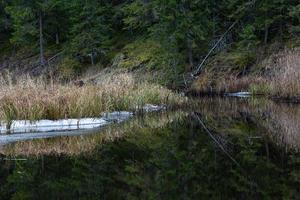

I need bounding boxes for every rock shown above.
[225,92,252,98]
[102,111,133,122]
[73,80,84,87]
[142,104,166,112]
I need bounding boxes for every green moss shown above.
[116,39,165,70]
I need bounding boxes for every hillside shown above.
[0,0,300,98]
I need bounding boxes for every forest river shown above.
[0,97,300,199]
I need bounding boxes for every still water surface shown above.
[0,97,300,199]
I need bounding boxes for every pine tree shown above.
[121,0,156,33]
[6,0,69,65]
[289,2,300,36]
[68,0,113,64]
[149,0,214,69]
[0,0,10,32]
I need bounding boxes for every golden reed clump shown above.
[0,73,186,123]
[268,50,300,99]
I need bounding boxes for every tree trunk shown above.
[4,15,9,30]
[90,53,94,66]
[55,32,60,45]
[264,23,269,45]
[187,37,193,70]
[39,11,45,66]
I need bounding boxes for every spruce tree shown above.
[68,0,113,64]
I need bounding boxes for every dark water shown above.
[0,97,300,199]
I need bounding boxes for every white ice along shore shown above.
[0,111,133,134]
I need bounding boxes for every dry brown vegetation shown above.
[0,73,187,123]
[191,49,300,100]
[192,73,267,94]
[267,50,300,98]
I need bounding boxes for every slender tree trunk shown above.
[90,53,94,65]
[264,23,269,45]
[55,32,60,44]
[279,19,283,41]
[212,0,216,38]
[265,141,269,161]
[187,37,193,70]
[4,15,9,30]
[39,11,45,66]
[279,5,284,41]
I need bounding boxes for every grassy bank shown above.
[191,49,300,100]
[0,73,187,124]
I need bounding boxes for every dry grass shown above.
[267,50,300,98]
[192,73,267,94]
[192,49,300,99]
[0,73,186,123]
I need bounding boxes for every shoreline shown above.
[186,90,300,104]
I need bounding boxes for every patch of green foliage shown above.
[209,50,256,73]
[57,57,81,80]
[111,39,185,87]
[116,39,163,70]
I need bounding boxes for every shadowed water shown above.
[0,98,300,199]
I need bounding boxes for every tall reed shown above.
[0,74,186,124]
[268,50,300,99]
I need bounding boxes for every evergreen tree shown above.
[289,2,300,36]
[150,0,214,69]
[68,0,113,64]
[121,0,156,33]
[1,0,300,70]
[6,0,69,65]
[0,0,10,32]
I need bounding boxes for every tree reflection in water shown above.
[0,98,300,199]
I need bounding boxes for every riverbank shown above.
[0,73,187,125]
[190,49,300,102]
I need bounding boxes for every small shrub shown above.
[57,57,81,80]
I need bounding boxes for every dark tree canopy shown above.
[0,0,300,71]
